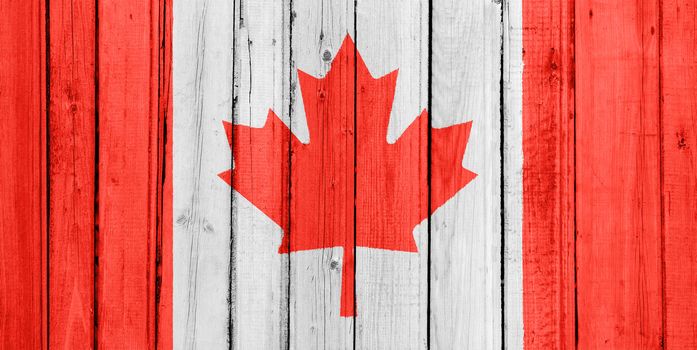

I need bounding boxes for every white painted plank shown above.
[354,0,429,349]
[231,0,291,348]
[289,0,355,348]
[430,0,503,349]
[173,0,234,347]
[502,0,524,347]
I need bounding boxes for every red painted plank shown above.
[96,0,161,347]
[661,1,697,347]
[158,0,173,347]
[521,0,575,348]
[0,0,47,348]
[47,0,96,347]
[575,0,663,347]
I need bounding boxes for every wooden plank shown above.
[661,1,697,347]
[0,0,47,347]
[47,0,96,347]
[288,0,355,348]
[575,0,663,347]
[354,1,428,348]
[230,0,290,348]
[158,0,173,348]
[172,0,234,347]
[429,0,502,348]
[502,0,524,347]
[516,0,576,347]
[96,0,161,347]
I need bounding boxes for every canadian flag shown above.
[3,0,696,348]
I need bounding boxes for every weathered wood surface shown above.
[96,0,166,346]
[661,0,697,347]
[515,0,576,348]
[575,0,663,347]
[354,1,428,349]
[173,0,234,347]
[8,0,697,348]
[430,1,502,349]
[502,0,524,348]
[48,0,96,347]
[159,0,174,348]
[0,0,47,348]
[230,0,290,348]
[289,1,355,348]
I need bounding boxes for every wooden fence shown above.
[1,0,696,349]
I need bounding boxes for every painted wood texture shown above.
[7,0,697,348]
[173,0,234,347]
[661,0,697,347]
[158,1,174,349]
[430,1,502,349]
[355,1,427,349]
[48,0,95,348]
[0,0,47,348]
[575,0,663,348]
[96,0,168,346]
[502,0,524,348]
[230,0,290,348]
[518,0,576,348]
[2,0,171,347]
[289,1,354,348]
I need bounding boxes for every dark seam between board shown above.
[499,1,506,349]
[352,1,358,348]
[229,1,238,348]
[93,0,100,347]
[426,0,433,348]
[572,0,579,344]
[573,65,579,348]
[45,0,52,346]
[286,2,294,349]
[657,0,666,346]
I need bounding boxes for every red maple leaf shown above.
[218,35,476,317]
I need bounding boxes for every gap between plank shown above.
[499,1,506,348]
[286,1,294,349]
[229,1,238,348]
[352,0,358,347]
[93,0,100,347]
[45,0,52,346]
[657,0,666,345]
[426,0,433,348]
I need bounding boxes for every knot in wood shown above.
[322,49,332,62]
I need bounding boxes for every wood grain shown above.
[96,0,162,347]
[429,0,502,348]
[354,1,428,348]
[47,0,96,347]
[0,0,47,348]
[10,0,697,347]
[518,0,576,348]
[288,1,355,348]
[230,0,290,348]
[158,0,173,348]
[660,0,697,347]
[502,0,524,347]
[575,0,663,347]
[172,0,234,347]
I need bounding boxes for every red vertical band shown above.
[522,0,576,348]
[575,0,663,347]
[661,0,697,347]
[0,0,47,348]
[48,0,96,347]
[96,0,162,347]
